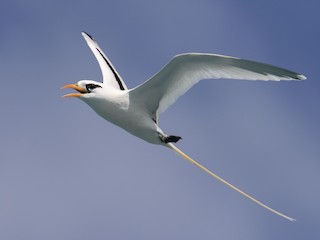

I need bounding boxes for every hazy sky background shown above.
[0,0,319,239]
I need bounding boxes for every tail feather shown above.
[167,143,295,222]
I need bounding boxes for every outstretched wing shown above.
[81,32,127,90]
[130,53,306,115]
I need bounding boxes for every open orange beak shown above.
[61,84,87,98]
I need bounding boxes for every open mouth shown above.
[61,84,87,98]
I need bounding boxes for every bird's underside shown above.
[62,31,306,221]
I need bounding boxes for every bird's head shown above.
[62,80,103,99]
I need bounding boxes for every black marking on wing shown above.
[96,48,125,90]
[83,31,94,40]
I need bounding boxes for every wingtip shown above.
[297,74,307,80]
[81,31,94,40]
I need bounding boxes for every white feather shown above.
[81,32,127,90]
[131,53,306,114]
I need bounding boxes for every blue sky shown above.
[0,0,319,239]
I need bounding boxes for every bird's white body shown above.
[81,87,164,145]
[62,32,306,221]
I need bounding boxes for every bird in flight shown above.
[62,32,306,221]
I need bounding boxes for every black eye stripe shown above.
[86,84,102,92]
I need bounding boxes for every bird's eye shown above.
[86,84,102,92]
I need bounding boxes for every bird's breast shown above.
[85,92,130,124]
[83,92,161,144]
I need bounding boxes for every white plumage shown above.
[132,53,305,114]
[62,32,306,221]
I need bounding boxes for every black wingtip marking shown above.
[96,48,125,90]
[82,31,94,40]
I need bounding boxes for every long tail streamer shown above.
[167,143,295,221]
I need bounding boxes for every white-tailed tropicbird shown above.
[62,32,306,221]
